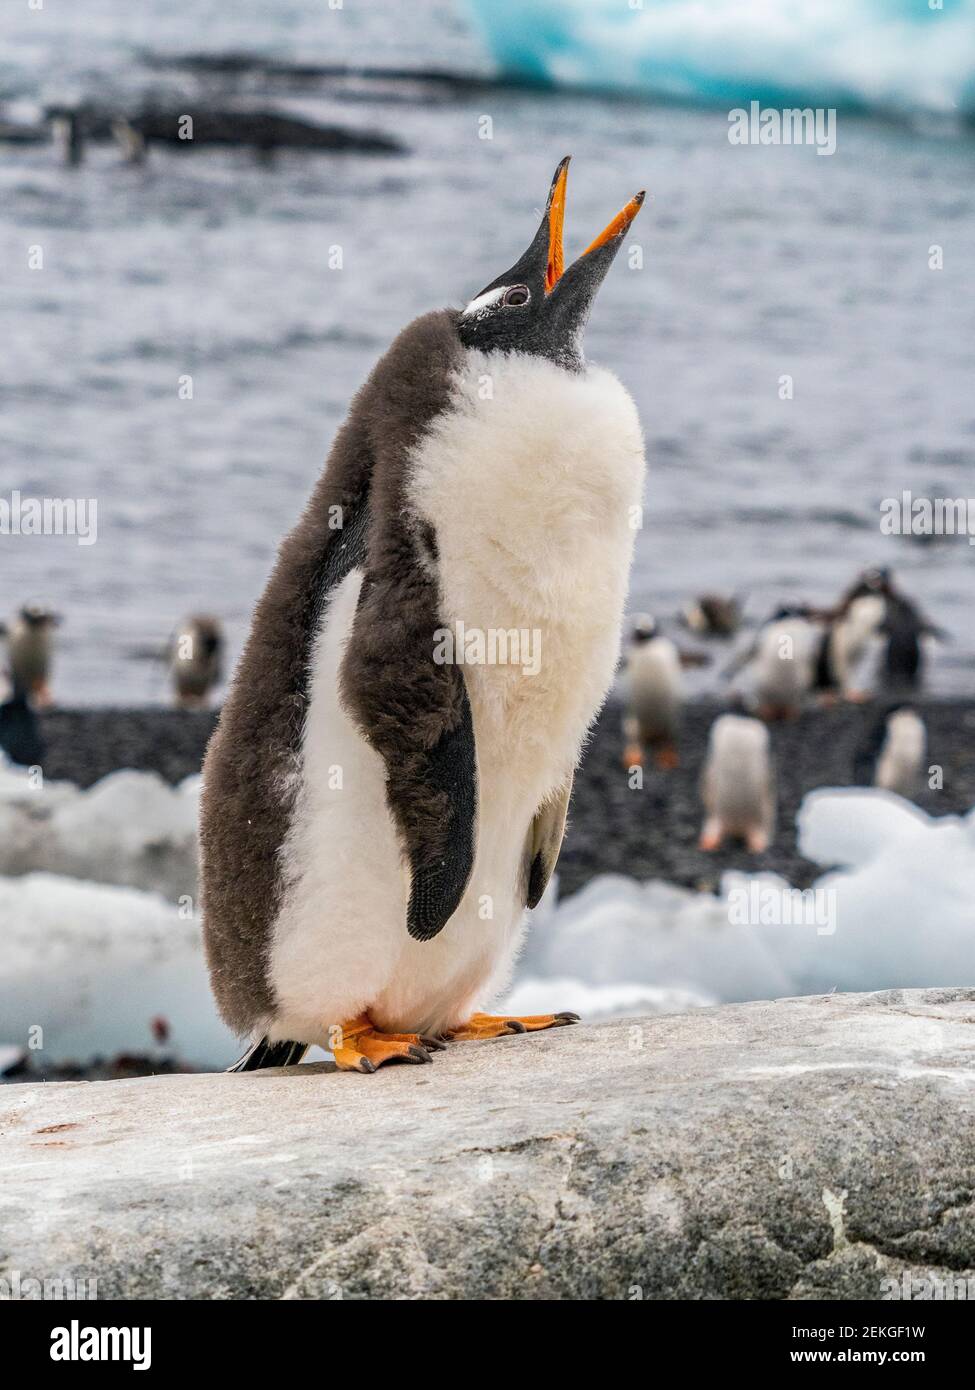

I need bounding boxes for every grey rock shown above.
[1,988,973,1301]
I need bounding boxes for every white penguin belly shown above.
[267,571,560,1042]
[266,569,407,1044]
[268,348,645,1044]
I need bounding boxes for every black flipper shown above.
[340,546,479,944]
[404,688,478,941]
[227,1037,309,1072]
[525,776,573,909]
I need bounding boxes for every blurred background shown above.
[1,0,973,1077]
[1,0,974,698]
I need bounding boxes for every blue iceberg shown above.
[466,0,975,116]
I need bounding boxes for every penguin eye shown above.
[502,285,530,308]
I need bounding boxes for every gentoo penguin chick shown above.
[682,592,742,638]
[729,606,817,721]
[699,713,775,853]
[170,615,224,709]
[201,158,646,1074]
[621,614,682,770]
[4,605,60,707]
[813,568,887,703]
[854,704,926,798]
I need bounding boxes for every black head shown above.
[847,566,892,602]
[457,157,645,370]
[20,604,60,629]
[630,613,658,644]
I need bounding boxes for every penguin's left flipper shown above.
[341,580,479,943]
[524,775,573,909]
[445,1011,580,1042]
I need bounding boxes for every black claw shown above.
[505,1020,528,1034]
[407,1045,433,1064]
[420,1035,447,1052]
[358,1057,377,1074]
[554,1012,581,1025]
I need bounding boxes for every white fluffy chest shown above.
[408,348,646,802]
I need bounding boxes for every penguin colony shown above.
[619,565,943,854]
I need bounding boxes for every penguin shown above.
[699,712,775,853]
[0,679,44,768]
[201,158,647,1074]
[813,568,887,703]
[681,592,742,638]
[4,605,60,707]
[878,588,946,696]
[621,614,682,770]
[854,704,926,798]
[727,606,817,721]
[170,614,224,708]
[111,117,147,165]
[50,109,84,166]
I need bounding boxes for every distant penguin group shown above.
[614,563,946,860]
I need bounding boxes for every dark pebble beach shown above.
[37,698,975,894]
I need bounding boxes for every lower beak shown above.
[580,191,646,259]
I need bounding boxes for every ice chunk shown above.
[0,873,237,1070]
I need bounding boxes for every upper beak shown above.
[544,155,645,295]
[545,156,569,293]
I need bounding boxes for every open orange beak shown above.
[544,155,645,295]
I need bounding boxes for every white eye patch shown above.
[461,285,508,319]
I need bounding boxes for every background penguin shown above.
[50,108,85,166]
[621,614,683,770]
[170,614,224,708]
[681,592,742,638]
[812,568,887,703]
[3,605,60,708]
[727,605,817,720]
[201,157,646,1074]
[699,711,775,852]
[854,703,926,798]
[0,687,44,768]
[878,586,947,696]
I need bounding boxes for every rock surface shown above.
[2,988,973,1301]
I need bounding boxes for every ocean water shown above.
[1,0,973,703]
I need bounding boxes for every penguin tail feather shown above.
[226,1036,309,1072]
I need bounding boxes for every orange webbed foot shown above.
[444,1011,580,1042]
[330,1015,444,1073]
